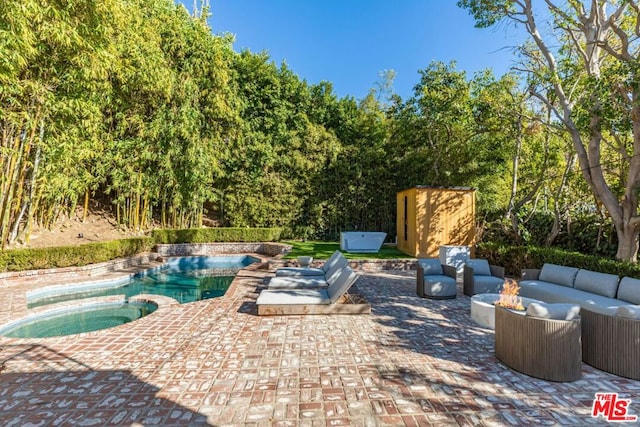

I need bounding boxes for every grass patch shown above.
[283,241,412,260]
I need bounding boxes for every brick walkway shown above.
[0,263,639,426]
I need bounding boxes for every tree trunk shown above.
[545,154,576,246]
[25,142,41,245]
[82,190,89,223]
[615,220,639,262]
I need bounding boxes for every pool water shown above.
[2,255,258,338]
[28,255,258,308]
[1,301,158,338]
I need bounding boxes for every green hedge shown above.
[1,227,283,272]
[477,242,640,279]
[151,227,282,244]
[0,237,155,272]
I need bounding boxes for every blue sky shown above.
[185,1,524,100]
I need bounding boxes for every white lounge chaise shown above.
[256,267,369,315]
[268,258,348,289]
[275,250,346,278]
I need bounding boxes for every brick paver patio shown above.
[1,262,639,426]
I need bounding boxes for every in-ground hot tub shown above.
[340,232,387,253]
[0,298,158,338]
[470,293,542,330]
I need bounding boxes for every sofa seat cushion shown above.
[574,269,619,298]
[472,275,504,294]
[526,302,581,320]
[519,280,629,315]
[539,263,579,288]
[417,258,443,276]
[617,277,640,304]
[423,274,457,297]
[466,259,491,276]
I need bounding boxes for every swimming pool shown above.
[27,255,259,307]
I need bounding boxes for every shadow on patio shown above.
[0,344,212,426]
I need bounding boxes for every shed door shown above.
[403,195,408,242]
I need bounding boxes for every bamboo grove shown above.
[2,0,634,258]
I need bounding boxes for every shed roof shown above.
[400,185,475,192]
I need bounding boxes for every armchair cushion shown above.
[526,302,580,321]
[466,259,491,276]
[417,258,443,276]
[423,275,457,298]
[472,275,504,294]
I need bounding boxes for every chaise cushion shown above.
[617,277,640,304]
[466,259,491,276]
[327,267,359,303]
[275,267,325,277]
[256,289,331,305]
[574,270,620,299]
[472,275,504,294]
[321,250,344,273]
[268,276,328,289]
[539,263,579,288]
[417,258,443,276]
[526,302,580,320]
[615,305,640,319]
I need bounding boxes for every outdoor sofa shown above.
[518,263,640,380]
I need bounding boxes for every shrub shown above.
[480,211,617,258]
[0,237,154,272]
[477,242,640,279]
[0,227,283,272]
[151,227,282,244]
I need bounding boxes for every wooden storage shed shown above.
[396,186,476,258]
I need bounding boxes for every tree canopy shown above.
[1,0,635,261]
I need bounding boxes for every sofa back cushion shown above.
[417,258,443,276]
[467,259,491,276]
[574,269,620,299]
[526,302,581,320]
[617,277,640,304]
[539,263,579,288]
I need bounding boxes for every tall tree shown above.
[459,0,640,261]
[0,0,114,247]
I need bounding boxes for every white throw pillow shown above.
[526,302,581,321]
[615,305,640,320]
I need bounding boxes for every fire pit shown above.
[470,293,542,329]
